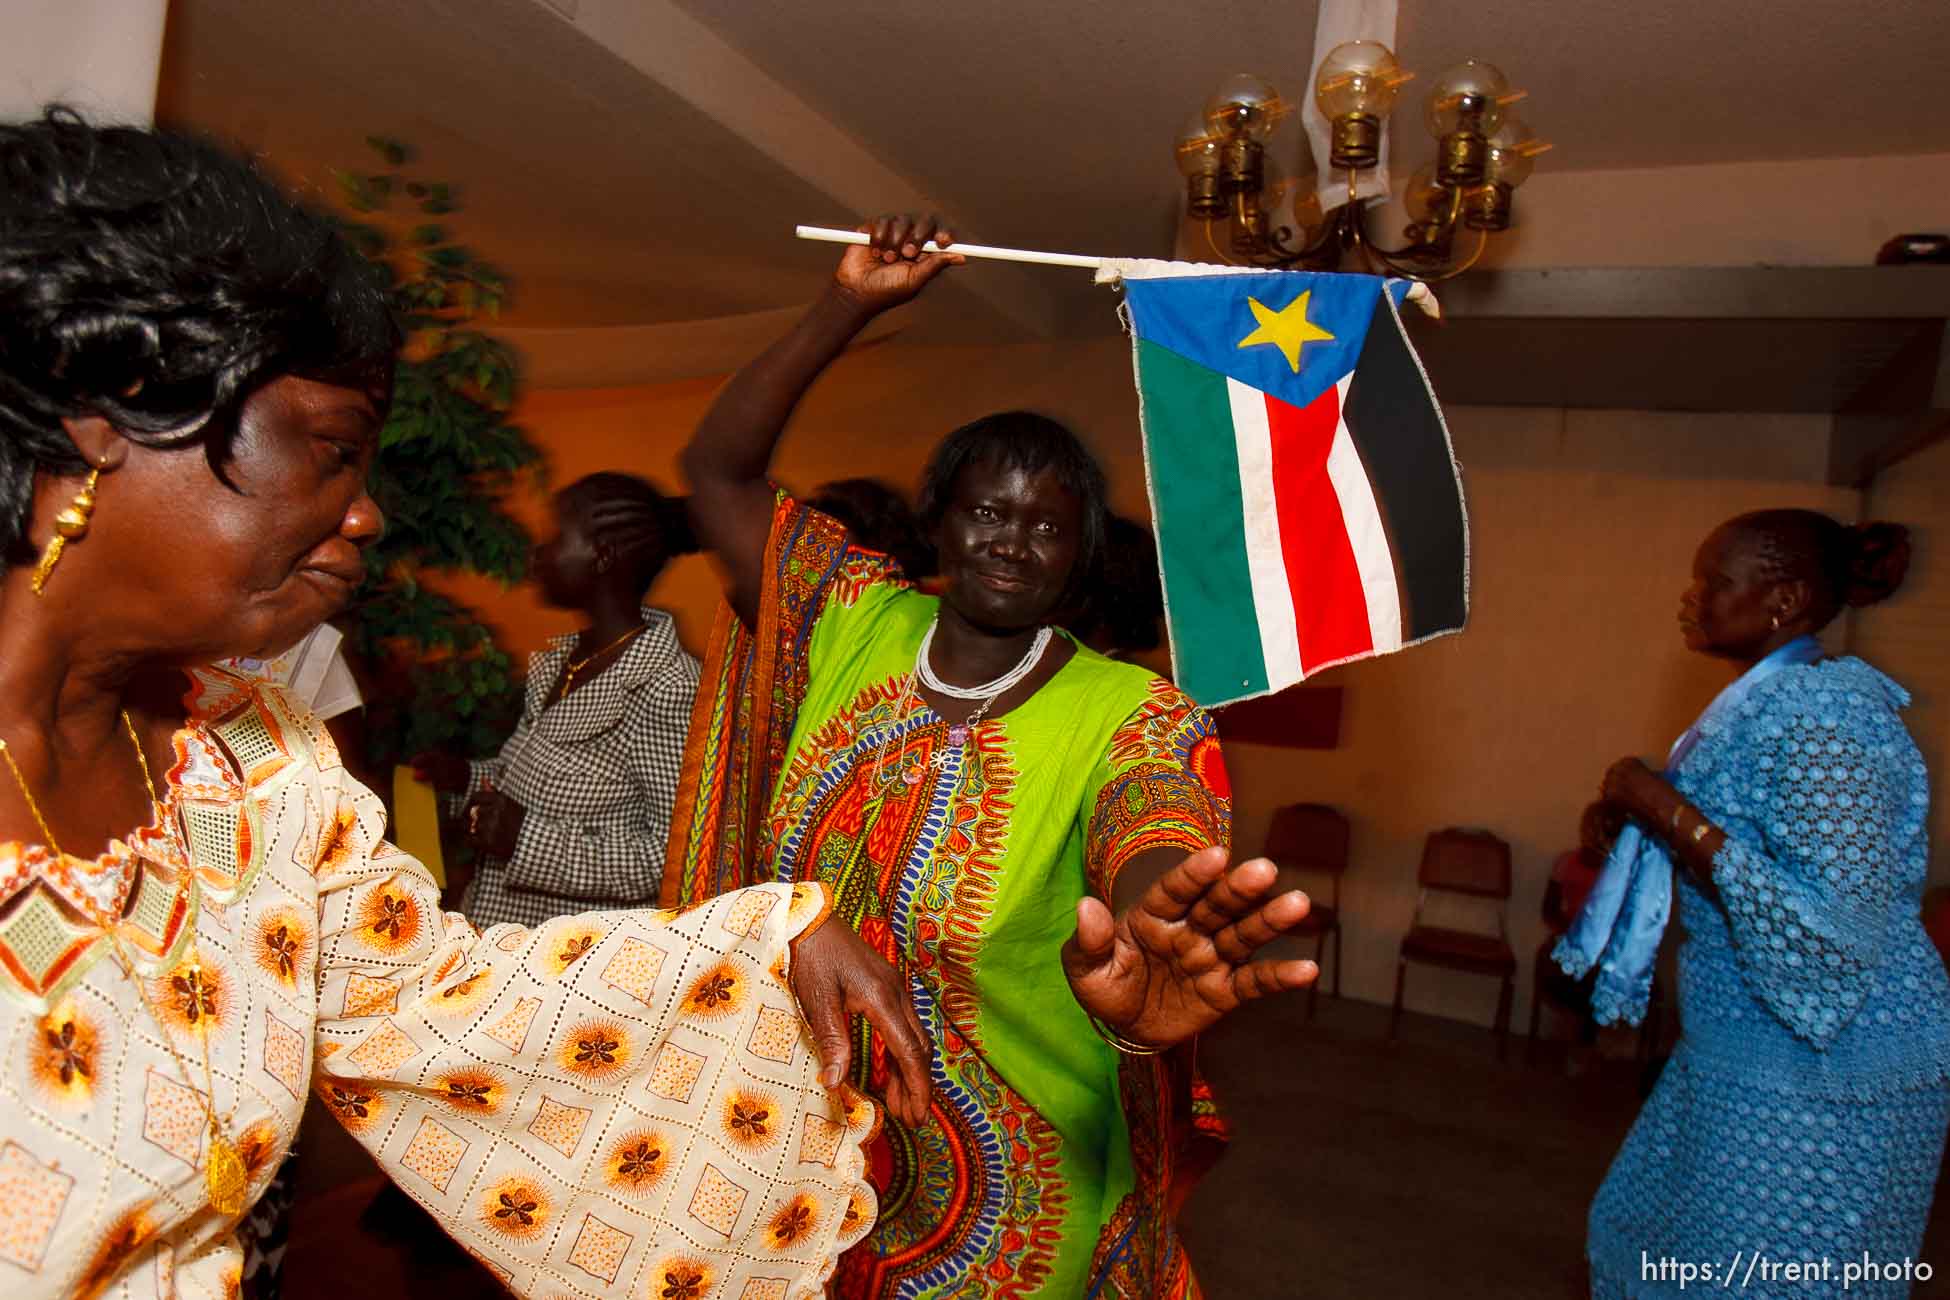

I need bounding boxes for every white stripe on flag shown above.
[1323,374,1404,653]
[1225,378,1304,690]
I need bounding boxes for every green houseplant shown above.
[335,137,543,765]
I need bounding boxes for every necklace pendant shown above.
[205,1129,249,1216]
[947,723,969,746]
[901,767,923,786]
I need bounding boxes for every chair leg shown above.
[1307,930,1326,1021]
[1495,976,1514,1061]
[1525,973,1543,1065]
[1389,960,1406,1039]
[1331,925,1343,1000]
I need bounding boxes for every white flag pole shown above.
[794,225,1107,271]
[793,225,1442,318]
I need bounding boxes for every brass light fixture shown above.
[1176,43,1552,281]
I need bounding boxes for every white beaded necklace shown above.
[869,616,1052,789]
[915,618,1052,700]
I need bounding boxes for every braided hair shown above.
[561,471,697,594]
[1727,508,1911,629]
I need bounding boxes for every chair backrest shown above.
[1543,848,1600,929]
[1262,802,1350,876]
[1418,828,1512,900]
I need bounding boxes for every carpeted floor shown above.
[282,991,1950,1298]
[1180,993,1645,1298]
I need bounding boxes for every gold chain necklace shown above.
[0,712,250,1217]
[557,624,645,698]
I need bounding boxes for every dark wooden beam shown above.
[1828,324,1950,486]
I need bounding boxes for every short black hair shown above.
[915,411,1108,593]
[0,108,397,565]
[562,470,697,594]
[1726,508,1911,630]
[1070,513,1163,652]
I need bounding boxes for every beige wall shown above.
[1854,436,1950,879]
[1229,406,1855,1026]
[1468,152,1950,270]
[449,336,1890,1029]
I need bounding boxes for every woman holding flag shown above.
[668,214,1318,1298]
[1561,509,1950,1297]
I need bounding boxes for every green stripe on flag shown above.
[1136,339,1268,704]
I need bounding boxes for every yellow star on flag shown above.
[1235,290,1336,373]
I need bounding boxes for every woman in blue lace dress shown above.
[1584,508,1950,1298]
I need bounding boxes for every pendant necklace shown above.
[871,616,1051,789]
[0,714,251,1217]
[558,624,645,698]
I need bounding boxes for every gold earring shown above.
[1770,613,1781,631]
[30,467,101,595]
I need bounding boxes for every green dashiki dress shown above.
[668,497,1233,1298]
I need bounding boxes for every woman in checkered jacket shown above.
[416,473,705,929]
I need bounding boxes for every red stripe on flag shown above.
[1264,383,1373,672]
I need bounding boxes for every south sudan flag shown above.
[1113,264,1468,708]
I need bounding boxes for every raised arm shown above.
[682,215,962,624]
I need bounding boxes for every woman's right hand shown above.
[1579,800,1625,861]
[832,213,964,316]
[410,750,470,794]
[789,918,933,1128]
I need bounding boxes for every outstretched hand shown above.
[789,919,933,1128]
[1062,846,1316,1049]
[832,213,965,315]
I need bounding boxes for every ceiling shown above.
[153,0,1950,403]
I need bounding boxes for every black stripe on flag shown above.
[1341,295,1468,641]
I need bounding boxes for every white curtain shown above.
[1300,0,1398,211]
[1,0,169,125]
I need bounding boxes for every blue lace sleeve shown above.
[1707,682,1918,1048]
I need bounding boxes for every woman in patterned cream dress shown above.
[0,110,934,1300]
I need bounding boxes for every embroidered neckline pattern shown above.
[0,670,305,1012]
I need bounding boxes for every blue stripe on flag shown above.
[1123,271,1395,412]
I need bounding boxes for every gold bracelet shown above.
[1668,801,1690,834]
[1088,1014,1166,1057]
[1689,818,1712,844]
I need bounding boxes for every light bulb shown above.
[1205,73,1289,142]
[1175,110,1222,178]
[1484,117,1550,189]
[1314,41,1409,121]
[1176,108,1229,217]
[1424,60,1510,137]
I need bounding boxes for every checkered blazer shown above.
[457,607,700,929]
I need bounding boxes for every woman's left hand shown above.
[1061,846,1316,1050]
[1600,757,1678,826]
[463,790,525,857]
